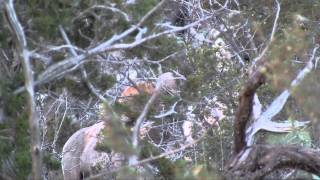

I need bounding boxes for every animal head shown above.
[117,82,155,103]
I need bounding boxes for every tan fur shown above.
[62,122,125,180]
[61,128,87,180]
[61,73,177,179]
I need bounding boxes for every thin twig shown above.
[252,0,280,65]
[13,0,206,95]
[58,25,110,105]
[154,100,180,118]
[52,92,68,154]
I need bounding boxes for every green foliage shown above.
[22,0,74,40]
[112,92,152,121]
[60,64,116,101]
[97,74,117,90]
[0,66,34,179]
[52,53,66,63]
[180,46,222,101]
[139,139,177,179]
[127,0,158,22]
[124,1,183,60]
[126,36,182,60]
[267,26,308,90]
[81,63,117,93]
[44,116,79,153]
[14,110,32,179]
[97,103,133,155]
[3,0,319,179]
[201,121,234,172]
[15,150,31,179]
[172,162,223,180]
[113,102,140,121]
[56,117,79,152]
[181,74,204,101]
[0,72,22,178]
[158,94,179,105]
[101,13,129,35]
[281,0,320,21]
[116,166,141,179]
[64,79,89,97]
[98,123,133,155]
[294,71,320,120]
[265,128,312,147]
[139,139,222,180]
[95,140,112,153]
[0,126,13,163]
[0,29,11,49]
[188,165,223,180]
[43,153,61,170]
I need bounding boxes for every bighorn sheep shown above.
[61,72,177,180]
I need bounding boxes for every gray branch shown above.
[246,45,319,146]
[13,10,208,94]
[3,0,42,179]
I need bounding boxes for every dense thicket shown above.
[1,0,320,179]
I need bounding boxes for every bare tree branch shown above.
[58,25,110,105]
[3,0,42,179]
[130,72,178,164]
[246,45,319,146]
[154,99,180,118]
[13,1,208,95]
[227,145,320,180]
[233,64,267,153]
[252,0,280,66]
[86,126,209,180]
[233,0,281,154]
[75,5,130,22]
[51,91,68,154]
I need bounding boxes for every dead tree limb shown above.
[227,145,320,179]
[3,0,42,179]
[233,66,267,153]
[230,44,320,179]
